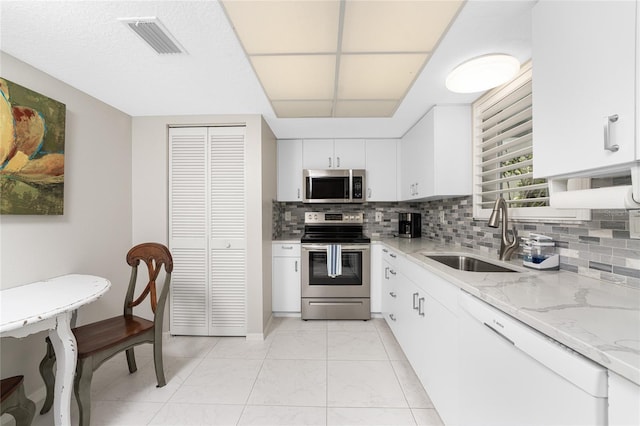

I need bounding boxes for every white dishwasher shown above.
[458,292,607,426]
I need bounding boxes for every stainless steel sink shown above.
[424,255,521,273]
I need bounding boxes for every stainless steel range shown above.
[300,212,371,320]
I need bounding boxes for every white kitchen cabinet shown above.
[400,105,471,200]
[303,139,365,169]
[609,372,640,426]
[378,245,460,425]
[365,139,398,201]
[277,139,303,202]
[272,242,301,313]
[532,0,638,178]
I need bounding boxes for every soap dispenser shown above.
[522,233,559,270]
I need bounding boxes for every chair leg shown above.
[125,347,137,374]
[2,379,36,426]
[38,337,56,415]
[74,358,94,426]
[153,340,166,388]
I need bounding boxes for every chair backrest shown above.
[124,243,173,319]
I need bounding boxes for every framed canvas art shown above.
[0,78,66,214]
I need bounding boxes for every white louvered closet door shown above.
[208,126,246,335]
[169,126,247,336]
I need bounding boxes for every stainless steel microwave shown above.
[303,169,366,203]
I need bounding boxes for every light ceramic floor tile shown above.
[327,407,417,426]
[327,319,378,331]
[328,331,388,360]
[391,360,434,409]
[248,359,326,407]
[207,336,273,360]
[170,358,263,404]
[162,335,220,358]
[148,403,244,425]
[238,405,326,426]
[412,408,445,426]
[273,317,328,333]
[328,360,408,408]
[89,400,165,426]
[267,331,327,360]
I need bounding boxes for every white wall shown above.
[0,53,133,395]
[131,115,276,337]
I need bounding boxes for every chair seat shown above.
[0,376,24,403]
[73,315,154,358]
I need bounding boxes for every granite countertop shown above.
[376,237,640,386]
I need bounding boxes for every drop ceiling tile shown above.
[222,0,340,54]
[341,1,463,53]
[338,53,427,99]
[334,100,399,118]
[272,100,333,118]
[251,55,336,100]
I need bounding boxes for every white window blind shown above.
[473,61,586,221]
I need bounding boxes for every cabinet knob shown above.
[604,114,620,152]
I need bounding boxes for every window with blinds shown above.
[472,61,587,221]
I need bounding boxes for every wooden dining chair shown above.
[39,242,173,426]
[1,375,36,426]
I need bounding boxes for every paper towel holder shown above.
[549,163,640,210]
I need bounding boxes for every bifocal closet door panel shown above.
[169,127,209,335]
[208,126,247,336]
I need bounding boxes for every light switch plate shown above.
[630,210,640,239]
[284,211,291,221]
[375,212,383,222]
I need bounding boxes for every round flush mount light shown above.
[445,54,520,93]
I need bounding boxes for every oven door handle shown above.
[302,244,370,251]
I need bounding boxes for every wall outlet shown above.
[439,211,445,224]
[375,212,383,222]
[284,211,291,221]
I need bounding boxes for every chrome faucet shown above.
[488,197,520,261]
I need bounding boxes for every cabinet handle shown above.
[294,260,298,272]
[337,156,340,167]
[328,157,332,168]
[604,114,620,152]
[226,243,231,249]
[282,246,293,250]
[390,253,397,258]
[297,188,300,199]
[382,248,389,253]
[367,188,372,198]
[413,292,419,310]
[415,182,419,195]
[389,313,396,321]
[389,291,396,298]
[389,269,397,276]
[384,266,389,279]
[418,297,425,316]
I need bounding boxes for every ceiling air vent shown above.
[120,17,185,54]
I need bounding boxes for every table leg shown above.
[48,311,76,426]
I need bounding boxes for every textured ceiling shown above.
[0,0,534,139]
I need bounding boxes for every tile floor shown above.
[32,318,444,426]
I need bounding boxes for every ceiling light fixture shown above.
[120,17,185,55]
[445,54,520,93]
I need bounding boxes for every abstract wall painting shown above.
[0,78,66,215]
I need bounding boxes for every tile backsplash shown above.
[273,196,639,289]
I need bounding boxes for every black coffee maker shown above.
[399,213,421,238]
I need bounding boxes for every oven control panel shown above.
[305,212,364,224]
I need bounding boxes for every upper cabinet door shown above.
[333,139,365,169]
[365,139,398,201]
[277,139,303,202]
[302,139,365,169]
[532,0,637,178]
[302,139,334,169]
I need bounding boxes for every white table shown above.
[0,274,111,426]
